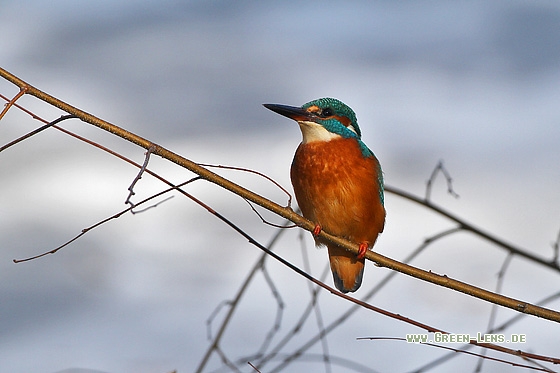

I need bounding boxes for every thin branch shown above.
[552,228,560,264]
[256,265,285,355]
[489,253,514,332]
[0,86,27,121]
[300,230,332,373]
[243,198,297,229]
[215,347,242,373]
[0,91,41,120]
[425,160,460,201]
[359,337,555,373]
[198,163,293,208]
[206,300,233,341]
[0,114,76,152]
[247,362,262,373]
[198,163,297,228]
[125,145,157,213]
[474,253,514,373]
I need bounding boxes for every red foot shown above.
[312,224,322,237]
[357,242,369,260]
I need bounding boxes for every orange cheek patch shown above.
[333,115,352,127]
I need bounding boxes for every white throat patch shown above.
[297,121,341,144]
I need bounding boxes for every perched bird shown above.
[263,98,385,293]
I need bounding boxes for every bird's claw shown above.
[357,242,368,260]
[312,224,322,237]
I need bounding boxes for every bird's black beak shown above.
[263,103,315,122]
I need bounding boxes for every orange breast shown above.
[290,137,385,247]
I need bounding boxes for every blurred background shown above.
[1,1,560,372]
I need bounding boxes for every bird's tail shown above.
[327,244,365,293]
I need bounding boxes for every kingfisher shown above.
[263,98,385,293]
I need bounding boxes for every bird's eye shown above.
[322,108,333,117]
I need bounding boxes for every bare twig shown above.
[243,198,297,229]
[425,160,460,201]
[475,253,514,372]
[257,265,285,354]
[300,230,332,373]
[199,163,297,228]
[125,145,157,213]
[215,347,242,373]
[552,228,560,264]
[198,163,293,208]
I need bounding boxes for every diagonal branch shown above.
[2,67,560,325]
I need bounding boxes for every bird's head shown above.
[263,97,363,144]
